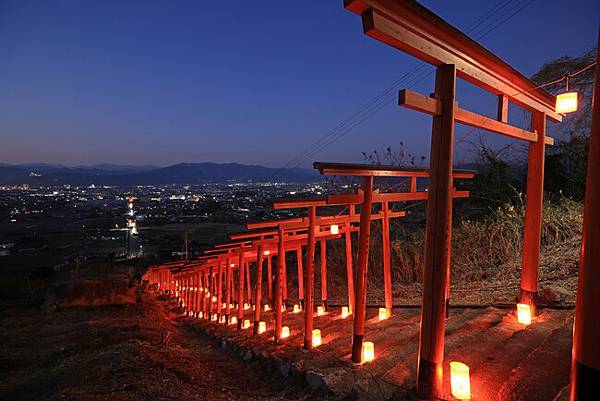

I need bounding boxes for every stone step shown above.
[377,308,507,397]
[496,314,573,401]
[461,310,570,401]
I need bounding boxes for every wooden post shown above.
[245,260,252,305]
[410,176,417,192]
[237,252,245,329]
[351,175,374,363]
[297,247,304,307]
[254,245,264,334]
[201,271,207,316]
[225,258,231,321]
[446,209,453,318]
[209,265,214,318]
[184,275,189,313]
[520,110,546,316]
[274,226,285,343]
[267,255,273,305]
[320,238,328,309]
[282,249,288,307]
[345,220,355,312]
[304,206,317,349]
[382,200,393,317]
[191,273,196,316]
[217,259,223,317]
[569,37,600,400]
[231,265,236,304]
[416,63,456,399]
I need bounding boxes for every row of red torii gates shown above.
[145,1,600,399]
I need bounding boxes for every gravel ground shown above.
[0,292,318,401]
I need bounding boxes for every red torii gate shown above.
[201,225,354,339]
[343,1,559,397]
[313,162,473,365]
[251,201,405,307]
[269,197,407,348]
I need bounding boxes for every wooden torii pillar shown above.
[315,162,473,364]
[253,245,264,333]
[570,40,600,400]
[343,1,560,397]
[270,197,405,348]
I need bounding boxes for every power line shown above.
[282,0,532,168]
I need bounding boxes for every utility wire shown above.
[283,0,520,168]
[284,0,537,169]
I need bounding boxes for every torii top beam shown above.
[244,209,404,232]
[344,0,562,122]
[314,161,475,178]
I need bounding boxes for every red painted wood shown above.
[570,36,600,399]
[417,64,456,399]
[304,207,316,350]
[351,175,374,363]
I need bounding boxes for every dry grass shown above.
[320,198,583,306]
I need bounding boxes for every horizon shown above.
[1,0,598,167]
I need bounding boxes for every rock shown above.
[44,273,136,307]
[539,286,571,304]
[306,371,326,390]
[278,360,291,378]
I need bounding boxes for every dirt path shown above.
[0,292,315,401]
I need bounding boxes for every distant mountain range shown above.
[0,163,321,185]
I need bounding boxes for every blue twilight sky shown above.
[0,0,598,168]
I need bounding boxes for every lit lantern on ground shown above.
[378,307,389,321]
[556,92,578,114]
[317,306,325,316]
[450,361,471,400]
[199,311,203,319]
[330,224,339,235]
[263,250,270,256]
[243,319,251,329]
[312,329,322,347]
[293,304,301,313]
[362,341,375,362]
[281,326,290,338]
[219,315,225,324]
[341,306,350,319]
[211,314,217,322]
[258,321,266,334]
[244,303,250,310]
[230,316,237,325]
[264,304,271,312]
[230,303,234,309]
[205,292,210,298]
[222,302,227,309]
[212,296,217,303]
[517,303,532,325]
